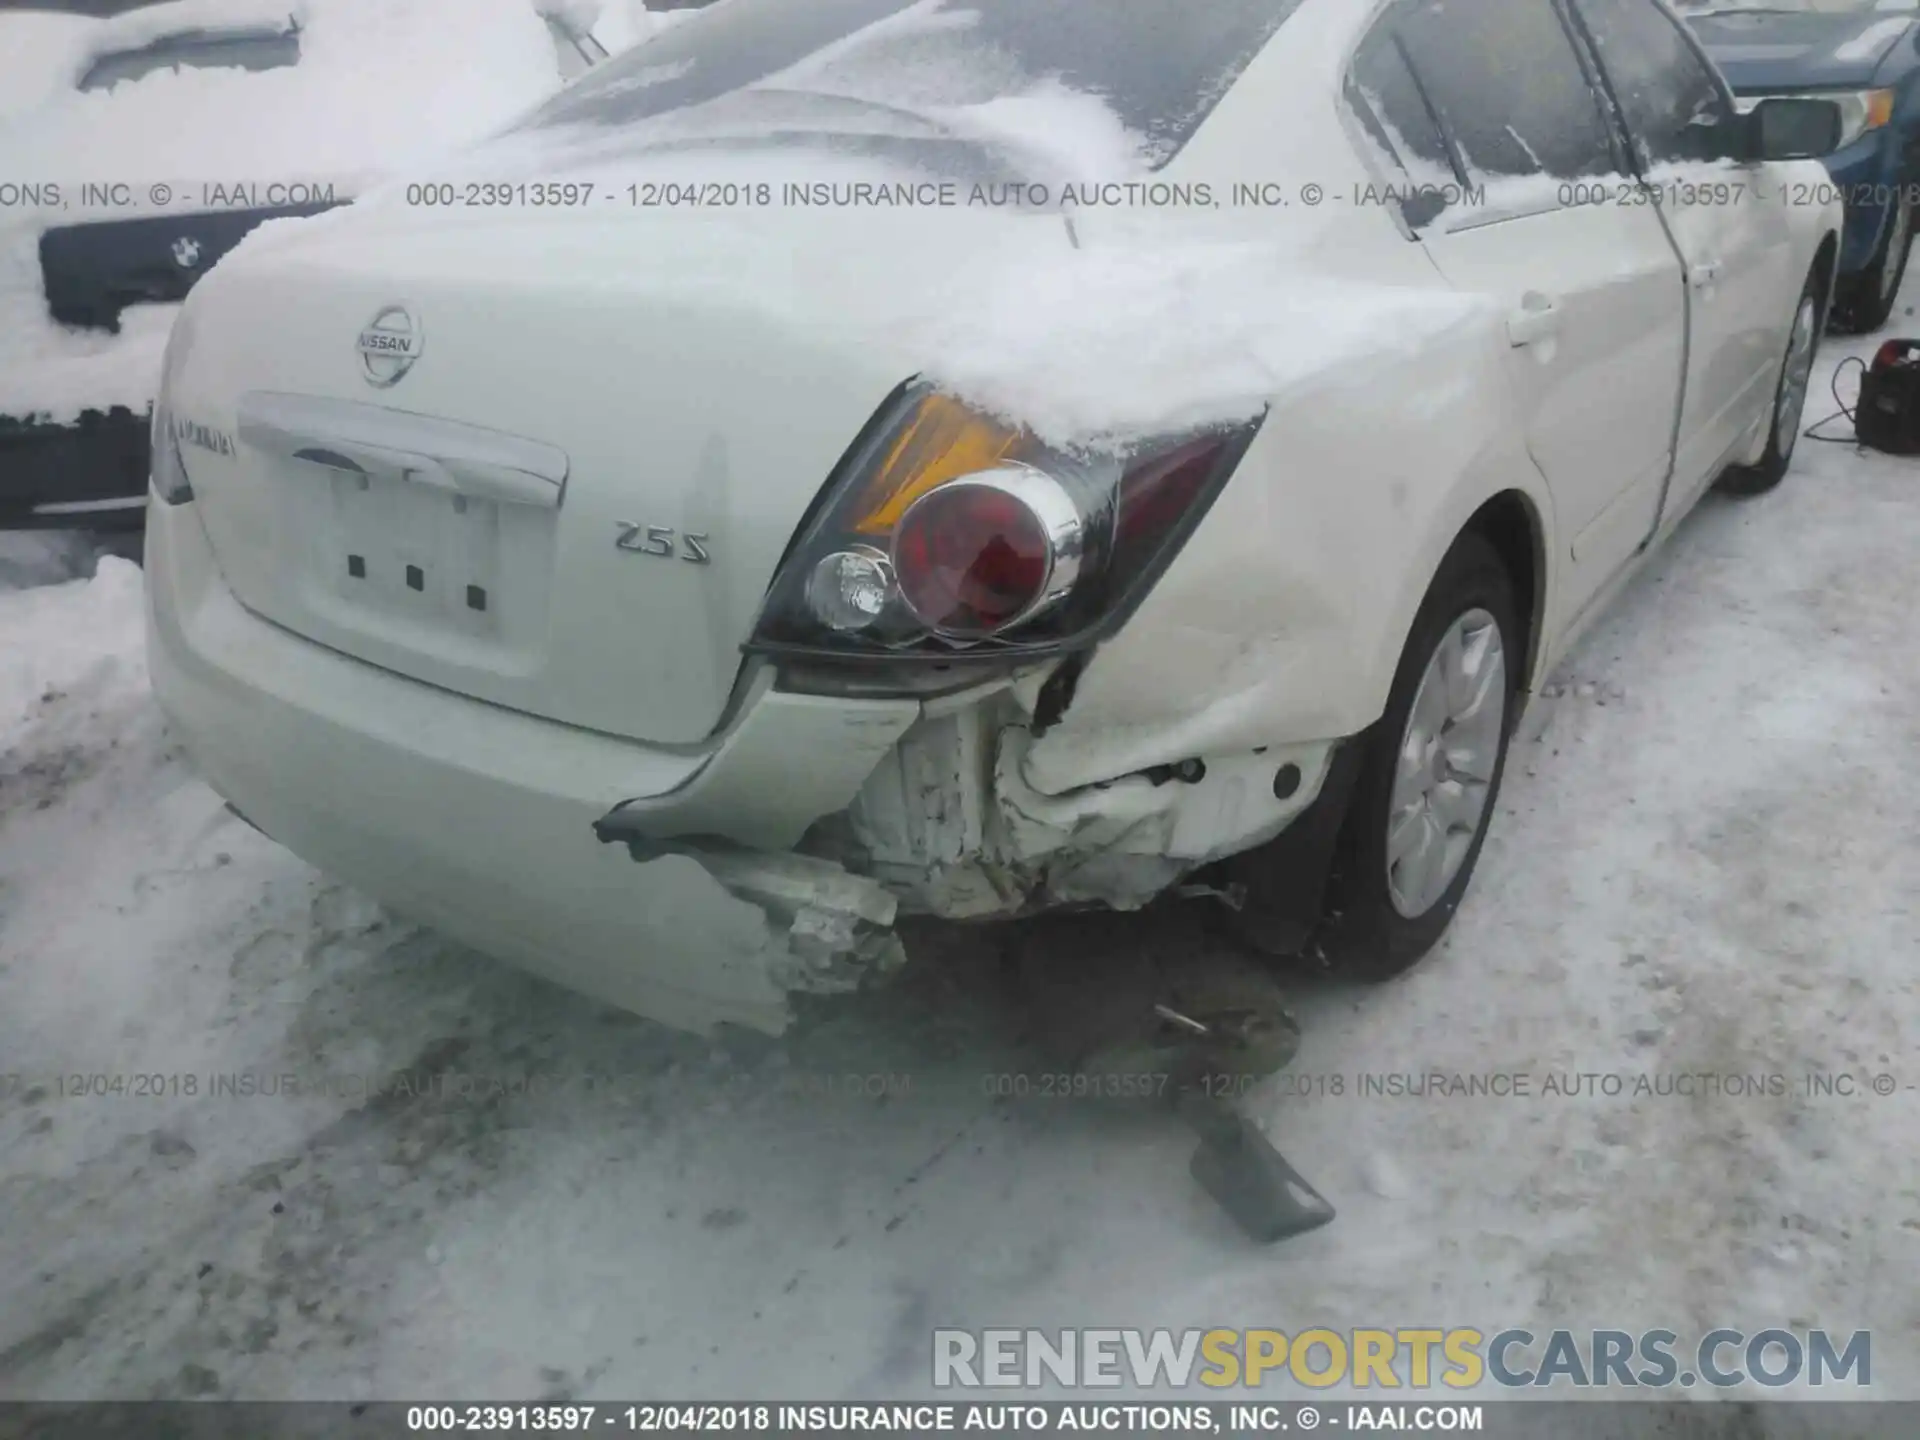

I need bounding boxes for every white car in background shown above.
[145,0,1843,1039]
[0,0,650,531]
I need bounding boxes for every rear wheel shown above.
[1310,534,1520,982]
[1832,188,1911,335]
[1719,267,1823,498]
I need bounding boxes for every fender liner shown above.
[1213,735,1366,956]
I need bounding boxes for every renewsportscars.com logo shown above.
[931,1328,1871,1391]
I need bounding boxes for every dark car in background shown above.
[0,0,619,534]
[1680,0,1920,332]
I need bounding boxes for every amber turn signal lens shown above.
[847,393,1029,535]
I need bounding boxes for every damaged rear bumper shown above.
[596,676,1351,956]
[147,494,1356,1035]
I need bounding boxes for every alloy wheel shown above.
[1775,293,1818,462]
[1385,607,1508,919]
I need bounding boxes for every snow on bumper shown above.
[148,495,1336,1034]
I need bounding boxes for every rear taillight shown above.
[749,384,1262,669]
[150,403,192,505]
[151,306,196,505]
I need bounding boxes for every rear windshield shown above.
[516,0,1304,169]
[78,25,301,90]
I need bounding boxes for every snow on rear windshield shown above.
[516,0,1305,169]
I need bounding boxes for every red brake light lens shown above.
[894,482,1051,636]
[750,385,1263,671]
[1115,437,1231,550]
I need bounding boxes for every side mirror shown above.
[1745,96,1844,160]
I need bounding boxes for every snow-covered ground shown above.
[1,324,1917,1402]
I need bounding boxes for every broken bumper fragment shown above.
[598,835,908,997]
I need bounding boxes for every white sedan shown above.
[143,0,1845,1036]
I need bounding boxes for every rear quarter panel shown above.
[1023,4,1558,791]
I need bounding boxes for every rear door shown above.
[1574,0,1799,521]
[1357,0,1689,620]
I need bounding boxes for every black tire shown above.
[1831,189,1911,335]
[1719,265,1826,499]
[1309,533,1520,982]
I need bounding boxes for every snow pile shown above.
[904,232,1494,449]
[0,557,146,736]
[6,0,564,191]
[585,0,706,54]
[0,296,178,425]
[81,0,316,63]
[0,12,98,120]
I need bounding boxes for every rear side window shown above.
[1574,0,1733,169]
[1394,0,1617,184]
[1347,29,1457,229]
[78,26,301,91]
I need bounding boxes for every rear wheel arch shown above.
[1379,484,1548,720]
[1218,486,1541,967]
[1457,490,1545,703]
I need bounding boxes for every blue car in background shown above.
[1681,0,1920,332]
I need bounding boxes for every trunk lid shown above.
[168,198,1071,744]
